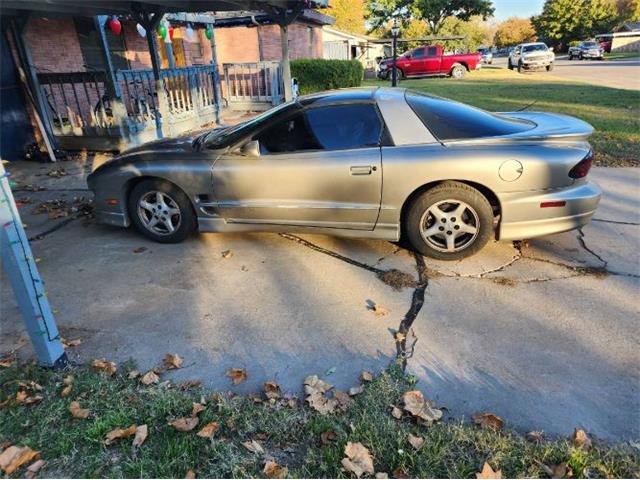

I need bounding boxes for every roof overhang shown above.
[214,8,334,27]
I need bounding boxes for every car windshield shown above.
[582,42,599,48]
[202,101,298,148]
[405,90,535,141]
[522,44,548,53]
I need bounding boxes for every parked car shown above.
[377,45,481,80]
[568,41,604,60]
[477,47,493,64]
[508,42,555,72]
[88,87,601,260]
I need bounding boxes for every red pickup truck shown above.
[377,45,481,80]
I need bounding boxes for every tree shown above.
[319,0,366,35]
[618,0,640,22]
[494,17,537,47]
[367,0,495,35]
[438,16,497,51]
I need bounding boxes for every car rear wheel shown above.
[405,182,494,261]
[450,63,466,78]
[568,53,574,60]
[128,179,196,243]
[517,60,523,73]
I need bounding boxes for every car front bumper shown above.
[497,181,602,241]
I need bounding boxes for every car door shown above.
[423,46,440,73]
[211,103,384,230]
[407,47,426,75]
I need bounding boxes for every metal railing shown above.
[223,61,283,109]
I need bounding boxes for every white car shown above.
[508,42,555,73]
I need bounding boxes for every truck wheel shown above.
[507,59,513,70]
[579,53,583,60]
[568,53,573,60]
[450,64,466,79]
[517,61,523,73]
[546,63,554,71]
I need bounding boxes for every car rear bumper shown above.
[498,181,602,241]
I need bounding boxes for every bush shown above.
[291,59,363,95]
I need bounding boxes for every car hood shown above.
[120,135,197,156]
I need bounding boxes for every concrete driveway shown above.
[1,159,639,441]
[491,55,640,90]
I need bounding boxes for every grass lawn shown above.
[604,52,640,60]
[365,68,640,167]
[1,360,639,478]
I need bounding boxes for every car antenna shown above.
[517,99,538,111]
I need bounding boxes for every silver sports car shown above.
[87,87,601,260]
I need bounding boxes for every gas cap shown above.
[499,159,524,182]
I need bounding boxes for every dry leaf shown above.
[0,446,39,475]
[401,391,442,425]
[164,353,183,370]
[476,462,502,479]
[176,379,202,390]
[15,391,42,405]
[391,405,403,419]
[526,431,544,444]
[349,385,364,396]
[132,425,148,449]
[0,353,16,368]
[60,384,73,398]
[361,371,373,382]
[105,425,137,445]
[226,368,247,385]
[263,460,288,479]
[304,375,332,395]
[572,428,592,449]
[538,461,570,479]
[170,417,199,432]
[185,469,196,479]
[140,370,160,385]
[341,442,374,478]
[320,430,337,445]
[25,459,46,479]
[392,467,409,479]
[375,473,389,479]
[394,331,406,342]
[407,434,424,450]
[242,439,265,454]
[333,390,354,412]
[128,370,141,379]
[69,401,90,419]
[264,381,281,400]
[191,402,205,416]
[473,413,504,431]
[221,250,233,258]
[92,359,116,376]
[61,338,82,348]
[197,422,220,439]
[370,303,389,316]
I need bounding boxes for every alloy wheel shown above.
[419,199,480,253]
[137,191,182,236]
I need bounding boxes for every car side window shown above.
[413,48,425,58]
[427,46,437,56]
[255,104,383,154]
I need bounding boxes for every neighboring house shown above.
[596,22,640,53]
[322,26,385,72]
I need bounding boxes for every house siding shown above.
[25,18,85,72]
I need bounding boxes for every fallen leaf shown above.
[0,353,16,368]
[407,434,424,450]
[105,425,137,445]
[140,370,160,385]
[525,431,544,444]
[264,381,281,400]
[176,379,201,390]
[375,473,389,479]
[264,460,288,479]
[60,384,72,398]
[349,385,364,396]
[341,441,374,478]
[538,461,570,479]
[333,390,353,412]
[25,459,46,479]
[164,353,183,370]
[391,406,403,419]
[185,469,196,479]
[572,428,592,449]
[191,402,205,416]
[226,368,247,385]
[92,359,116,376]
[473,413,504,431]
[131,425,148,449]
[61,338,82,348]
[0,446,39,475]
[128,370,141,379]
[320,430,337,445]
[392,467,409,479]
[304,375,332,395]
[242,439,264,454]
[170,417,199,432]
[15,391,42,405]
[197,422,220,439]
[370,303,389,316]
[476,462,502,479]
[361,371,373,382]
[394,331,406,342]
[221,250,233,258]
[401,391,442,425]
[133,246,147,253]
[69,401,90,419]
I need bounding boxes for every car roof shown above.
[298,87,379,105]
[519,42,547,47]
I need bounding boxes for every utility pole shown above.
[391,19,400,87]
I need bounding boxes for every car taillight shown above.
[569,150,593,179]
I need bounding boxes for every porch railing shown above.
[223,61,283,109]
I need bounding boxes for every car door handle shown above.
[350,165,374,175]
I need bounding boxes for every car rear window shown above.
[405,91,535,141]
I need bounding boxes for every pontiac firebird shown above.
[87,87,601,260]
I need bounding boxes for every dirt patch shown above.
[573,266,609,279]
[376,269,418,291]
[490,276,518,287]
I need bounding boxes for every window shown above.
[412,48,425,58]
[522,44,548,53]
[406,91,535,141]
[255,104,383,154]
[427,47,437,57]
[74,17,129,71]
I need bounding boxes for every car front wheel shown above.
[450,64,466,78]
[128,179,196,243]
[405,182,494,260]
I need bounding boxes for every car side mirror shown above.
[240,140,260,157]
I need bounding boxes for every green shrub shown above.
[291,59,364,95]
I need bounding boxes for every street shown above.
[1,159,638,441]
[490,55,640,90]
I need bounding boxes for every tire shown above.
[568,53,573,60]
[579,53,583,60]
[404,182,494,261]
[517,60,523,73]
[546,62,554,71]
[450,63,466,79]
[128,178,196,243]
[507,59,513,70]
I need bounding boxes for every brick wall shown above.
[214,26,261,66]
[258,23,324,61]
[123,20,151,70]
[25,18,85,72]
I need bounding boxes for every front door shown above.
[211,103,384,230]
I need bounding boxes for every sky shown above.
[491,0,546,20]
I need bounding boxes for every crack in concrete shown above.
[592,218,640,226]
[28,217,77,242]
[577,228,608,267]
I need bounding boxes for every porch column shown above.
[207,22,222,124]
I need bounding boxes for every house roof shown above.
[323,26,376,42]
[213,8,335,27]
[621,21,640,32]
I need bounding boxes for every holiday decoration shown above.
[157,24,167,40]
[186,23,194,39]
[136,23,147,38]
[107,17,122,36]
[168,26,175,40]
[205,26,213,40]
